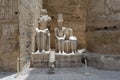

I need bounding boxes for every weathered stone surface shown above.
[55,54,82,67]
[30,53,49,68]
[0,0,19,71]
[86,30,120,55]
[84,53,120,70]
[19,0,42,70]
[86,0,120,54]
[0,0,42,71]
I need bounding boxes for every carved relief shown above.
[0,8,12,21]
[2,24,18,39]
[0,0,12,6]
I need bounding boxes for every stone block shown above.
[85,53,120,70]
[86,30,120,55]
[49,51,55,67]
[55,54,82,67]
[101,56,120,70]
[30,53,49,68]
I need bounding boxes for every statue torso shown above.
[55,27,66,38]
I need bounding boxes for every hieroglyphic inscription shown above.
[2,24,18,39]
[0,8,12,21]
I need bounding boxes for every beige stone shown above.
[0,0,42,71]
[55,54,82,67]
[43,0,86,49]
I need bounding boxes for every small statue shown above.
[64,28,77,54]
[64,28,73,54]
[55,14,66,54]
[36,9,51,53]
[69,31,77,54]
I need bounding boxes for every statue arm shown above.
[63,27,66,38]
[36,28,40,33]
[55,28,58,39]
[69,28,73,36]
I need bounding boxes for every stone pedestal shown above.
[85,53,120,70]
[55,53,82,67]
[30,51,82,68]
[30,52,49,68]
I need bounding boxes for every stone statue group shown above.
[35,9,77,54]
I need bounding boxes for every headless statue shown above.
[64,28,72,54]
[65,28,77,54]
[55,14,66,54]
[69,30,77,54]
[36,9,51,53]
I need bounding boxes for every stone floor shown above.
[0,66,120,80]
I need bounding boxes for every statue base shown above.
[30,52,49,68]
[30,50,82,68]
[55,53,82,67]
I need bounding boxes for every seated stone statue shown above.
[69,30,77,54]
[36,9,51,53]
[64,28,72,54]
[55,14,66,54]
[65,28,77,54]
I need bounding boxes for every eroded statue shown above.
[36,9,51,53]
[55,14,78,54]
[55,14,66,54]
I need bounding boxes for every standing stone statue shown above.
[55,14,66,54]
[36,9,51,53]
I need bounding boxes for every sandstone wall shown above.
[19,0,42,70]
[0,0,42,71]
[0,0,19,71]
[86,0,120,55]
[43,0,87,49]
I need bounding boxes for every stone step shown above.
[30,52,49,68]
[55,53,82,67]
[30,51,82,68]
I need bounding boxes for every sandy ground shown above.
[0,66,120,80]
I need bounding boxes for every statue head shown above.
[57,13,64,28]
[41,9,47,16]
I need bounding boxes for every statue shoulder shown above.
[55,27,58,30]
[62,27,66,30]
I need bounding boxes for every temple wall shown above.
[86,0,120,55]
[44,0,120,55]
[0,0,19,71]
[0,0,42,71]
[19,0,42,70]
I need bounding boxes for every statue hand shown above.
[36,28,39,33]
[48,33,50,36]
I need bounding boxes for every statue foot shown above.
[58,51,61,54]
[45,50,50,53]
[74,51,77,54]
[35,50,40,54]
[71,52,74,54]
[42,50,45,53]
[62,52,67,55]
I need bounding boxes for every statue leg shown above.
[58,39,61,54]
[71,40,74,54]
[74,40,77,53]
[61,39,65,54]
[42,32,46,52]
[36,33,41,53]
[55,39,58,52]
[45,31,51,53]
